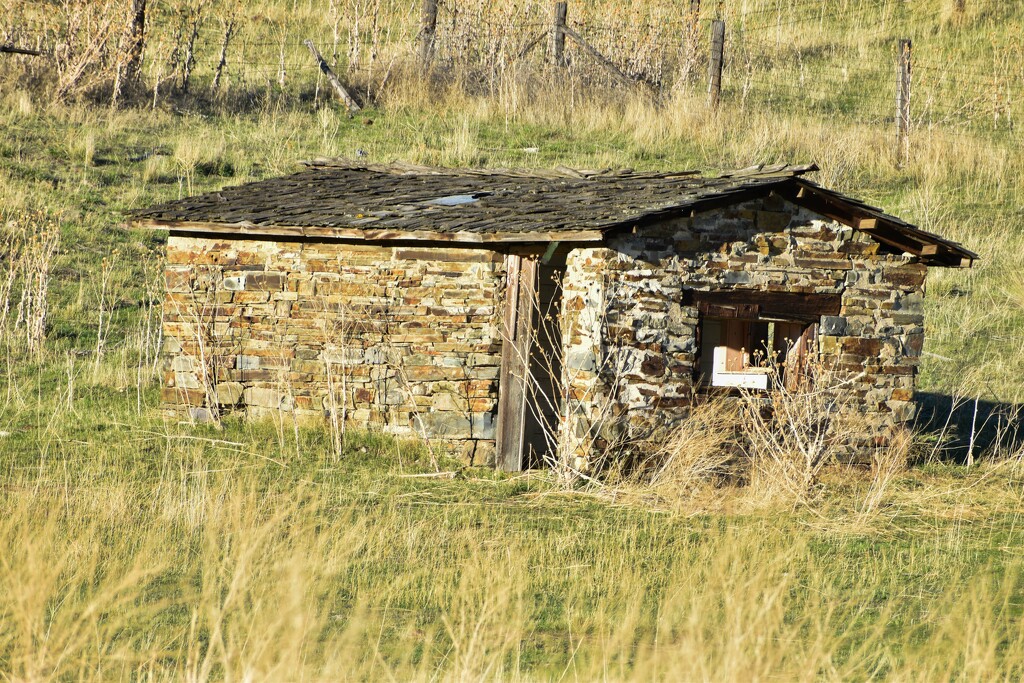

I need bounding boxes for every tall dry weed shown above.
[859,427,912,515]
[0,210,60,357]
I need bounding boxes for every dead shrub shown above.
[739,363,865,505]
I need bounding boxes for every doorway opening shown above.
[496,251,566,471]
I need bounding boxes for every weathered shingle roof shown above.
[131,160,976,267]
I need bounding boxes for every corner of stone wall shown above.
[821,258,927,461]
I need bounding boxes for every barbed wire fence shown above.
[2,0,1022,158]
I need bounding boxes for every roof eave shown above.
[784,179,978,268]
[133,218,606,244]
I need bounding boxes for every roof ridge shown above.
[299,157,817,180]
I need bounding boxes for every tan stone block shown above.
[162,386,206,406]
[216,382,244,405]
[890,388,913,402]
[473,440,496,467]
[243,386,283,409]
[172,371,201,389]
[469,399,495,413]
[431,392,465,412]
[247,272,285,291]
[886,400,916,422]
[164,269,192,292]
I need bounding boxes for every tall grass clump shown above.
[859,427,913,516]
[0,209,60,357]
[2,424,1024,680]
[632,396,740,500]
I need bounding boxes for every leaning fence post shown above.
[896,38,912,167]
[304,39,361,113]
[551,1,568,67]
[708,19,725,109]
[211,17,237,96]
[419,0,438,69]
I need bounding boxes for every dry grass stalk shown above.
[639,396,739,498]
[163,270,224,426]
[318,302,352,461]
[93,249,120,375]
[1,210,60,357]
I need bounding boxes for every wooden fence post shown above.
[125,0,147,82]
[551,2,568,67]
[708,19,725,109]
[896,38,912,166]
[419,0,438,69]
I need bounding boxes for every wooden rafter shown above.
[783,181,976,267]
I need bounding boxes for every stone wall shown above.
[559,196,928,468]
[162,235,504,465]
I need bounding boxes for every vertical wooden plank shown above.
[724,319,746,371]
[495,255,520,466]
[496,256,538,471]
[785,323,817,392]
[502,254,521,340]
[707,19,725,109]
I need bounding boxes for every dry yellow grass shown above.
[2,431,1023,681]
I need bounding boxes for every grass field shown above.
[3,0,1024,679]
[3,379,1024,680]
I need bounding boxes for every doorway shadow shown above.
[914,392,1024,463]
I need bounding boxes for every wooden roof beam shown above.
[793,182,976,267]
[785,184,941,257]
[137,218,606,244]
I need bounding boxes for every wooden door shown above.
[496,255,538,471]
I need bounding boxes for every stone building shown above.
[132,161,976,470]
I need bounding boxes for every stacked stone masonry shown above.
[163,236,504,465]
[559,196,926,466]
